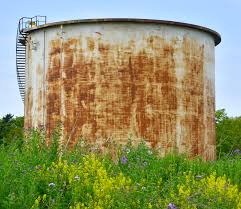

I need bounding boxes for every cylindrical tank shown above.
[24,18,221,160]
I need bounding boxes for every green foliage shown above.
[0,114,24,146]
[216,109,241,157]
[0,109,241,208]
[0,133,241,209]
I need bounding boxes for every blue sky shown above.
[0,0,240,117]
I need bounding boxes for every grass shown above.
[0,130,241,209]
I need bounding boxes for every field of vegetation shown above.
[0,109,241,209]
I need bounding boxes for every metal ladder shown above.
[16,16,47,102]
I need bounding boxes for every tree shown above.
[216,109,241,157]
[0,114,24,146]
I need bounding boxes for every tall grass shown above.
[0,131,241,208]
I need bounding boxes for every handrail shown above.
[16,15,47,102]
[18,15,47,34]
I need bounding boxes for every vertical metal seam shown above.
[59,24,65,154]
[43,30,46,129]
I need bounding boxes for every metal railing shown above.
[18,15,47,33]
[16,15,47,102]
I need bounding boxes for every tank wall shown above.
[24,22,216,160]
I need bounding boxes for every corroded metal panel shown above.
[25,21,219,160]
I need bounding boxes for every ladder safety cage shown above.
[16,16,47,102]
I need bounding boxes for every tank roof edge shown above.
[24,18,221,46]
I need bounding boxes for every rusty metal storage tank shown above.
[17,17,221,160]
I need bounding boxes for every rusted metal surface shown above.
[24,20,220,160]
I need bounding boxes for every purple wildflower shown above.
[121,156,128,164]
[143,161,148,167]
[72,159,77,164]
[36,165,42,170]
[168,203,177,209]
[233,149,241,154]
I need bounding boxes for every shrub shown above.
[216,109,241,157]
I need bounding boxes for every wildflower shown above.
[125,148,131,154]
[74,175,80,181]
[148,150,153,155]
[42,194,47,202]
[48,182,55,187]
[36,165,42,170]
[121,156,128,164]
[195,175,203,180]
[148,202,153,208]
[80,140,85,147]
[168,203,177,209]
[34,199,39,207]
[72,159,77,164]
[233,149,241,155]
[143,161,148,167]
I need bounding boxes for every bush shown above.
[216,109,241,157]
[0,114,24,147]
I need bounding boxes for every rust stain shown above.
[25,87,33,128]
[181,36,206,158]
[24,39,33,129]
[46,39,62,144]
[87,37,95,51]
[37,64,43,128]
[205,79,216,160]
[39,32,215,160]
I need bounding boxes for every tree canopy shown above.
[0,114,24,146]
